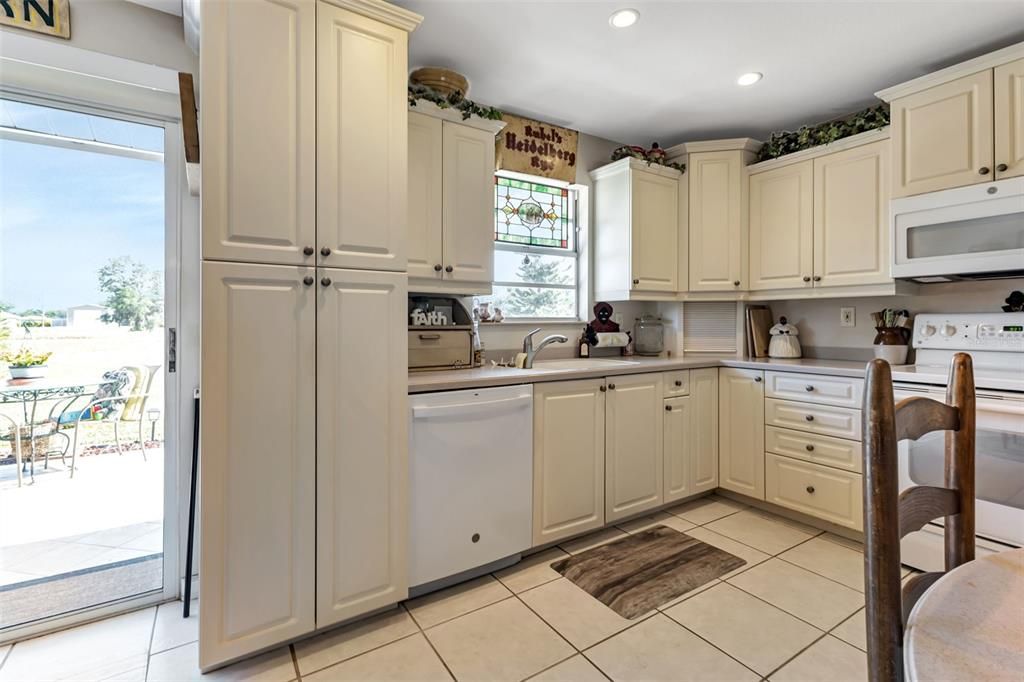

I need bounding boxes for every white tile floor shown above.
[0,496,890,681]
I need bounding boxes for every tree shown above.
[0,301,13,314]
[501,255,571,317]
[19,308,43,317]
[97,257,163,331]
[44,310,67,319]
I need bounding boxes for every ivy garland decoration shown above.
[610,143,686,173]
[756,105,890,162]
[408,83,503,121]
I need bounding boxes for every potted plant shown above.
[2,347,53,379]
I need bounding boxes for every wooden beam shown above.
[178,72,200,164]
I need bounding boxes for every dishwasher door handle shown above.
[411,395,532,420]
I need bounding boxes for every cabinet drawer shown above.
[765,426,862,473]
[765,399,862,441]
[663,370,690,397]
[765,372,863,408]
[765,453,863,530]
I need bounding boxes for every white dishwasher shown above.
[409,384,534,588]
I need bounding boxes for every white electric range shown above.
[893,312,1024,572]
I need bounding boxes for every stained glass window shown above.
[494,176,574,250]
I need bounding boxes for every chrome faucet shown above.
[522,328,569,368]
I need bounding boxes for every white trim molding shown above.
[320,0,423,32]
[875,40,1024,102]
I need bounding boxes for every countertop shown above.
[408,355,904,394]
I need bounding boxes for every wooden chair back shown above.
[862,352,975,682]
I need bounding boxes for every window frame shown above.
[490,171,582,323]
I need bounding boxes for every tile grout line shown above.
[648,610,764,680]
[411,589,517,632]
[144,604,158,681]
[295,630,425,680]
[289,643,301,681]
[401,602,458,682]
[0,641,12,672]
[761,629,833,680]
[721,576,859,633]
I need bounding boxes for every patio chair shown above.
[65,364,161,478]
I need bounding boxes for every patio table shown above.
[1,377,118,486]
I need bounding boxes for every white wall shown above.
[477,130,657,355]
[0,0,196,74]
[770,279,1024,353]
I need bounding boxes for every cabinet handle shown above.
[599,385,607,392]
[302,276,314,286]
[608,383,616,390]
[320,277,332,287]
[806,485,816,494]
[979,167,990,175]
[665,405,673,412]
[433,264,442,272]
[733,280,741,287]
[804,385,814,392]
[303,246,314,256]
[997,163,1009,172]
[753,376,762,383]
[805,444,815,452]
[418,333,441,340]
[320,246,331,257]
[445,265,454,273]
[675,380,683,387]
[802,276,811,282]
[813,275,822,282]
[632,278,640,285]
[805,414,815,422]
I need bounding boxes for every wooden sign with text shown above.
[496,114,578,183]
[0,0,70,39]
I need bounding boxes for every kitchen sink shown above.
[529,358,641,371]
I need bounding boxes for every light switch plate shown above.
[840,307,856,327]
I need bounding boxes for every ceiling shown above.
[395,1,1024,146]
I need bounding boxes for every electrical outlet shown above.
[840,307,856,327]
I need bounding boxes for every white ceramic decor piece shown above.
[768,317,802,358]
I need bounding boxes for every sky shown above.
[0,124,164,312]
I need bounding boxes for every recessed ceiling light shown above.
[737,72,763,86]
[609,8,639,28]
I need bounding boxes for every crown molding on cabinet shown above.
[665,137,763,161]
[746,127,890,175]
[408,99,507,134]
[875,40,1024,102]
[589,156,684,182]
[321,0,423,32]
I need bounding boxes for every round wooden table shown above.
[905,548,1024,681]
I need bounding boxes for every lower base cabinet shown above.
[533,379,607,546]
[719,368,766,499]
[764,453,864,530]
[665,368,719,503]
[606,373,665,522]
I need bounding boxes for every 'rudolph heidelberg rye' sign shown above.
[0,0,70,39]
[496,114,579,183]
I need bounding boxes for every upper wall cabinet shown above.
[407,103,505,294]
[592,158,683,301]
[879,43,1024,196]
[687,146,755,292]
[317,1,409,271]
[747,134,891,292]
[201,0,317,266]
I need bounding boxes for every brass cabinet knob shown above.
[996,163,1009,172]
[632,278,640,285]
[979,167,990,175]
[302,276,314,286]
[599,385,607,392]
[303,246,314,256]
[675,380,683,387]
[608,383,616,390]
[733,280,741,286]
[813,275,822,282]
[754,376,762,383]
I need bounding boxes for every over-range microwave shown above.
[891,177,1024,282]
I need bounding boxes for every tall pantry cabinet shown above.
[199,0,421,671]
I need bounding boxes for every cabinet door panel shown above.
[407,112,443,280]
[748,161,813,291]
[718,368,765,499]
[201,0,315,265]
[891,70,994,197]
[689,368,719,494]
[606,374,664,522]
[533,379,605,546]
[631,170,678,291]
[995,58,1024,180]
[317,3,407,271]
[200,261,315,669]
[317,268,408,627]
[813,140,891,286]
[443,122,495,283]
[689,151,744,291]
[664,396,690,503]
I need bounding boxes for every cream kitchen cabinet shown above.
[532,379,607,546]
[407,105,506,293]
[995,58,1024,180]
[201,0,316,266]
[688,149,749,292]
[316,268,408,628]
[592,158,682,300]
[748,160,813,291]
[606,373,665,522]
[718,368,765,499]
[664,368,719,503]
[765,453,864,531]
[200,261,317,666]
[316,1,409,272]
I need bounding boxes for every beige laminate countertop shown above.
[408,355,887,393]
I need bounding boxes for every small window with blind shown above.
[481,174,580,321]
[682,301,738,353]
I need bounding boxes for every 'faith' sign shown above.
[0,0,70,39]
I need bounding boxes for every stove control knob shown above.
[921,324,937,337]
[940,324,957,337]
